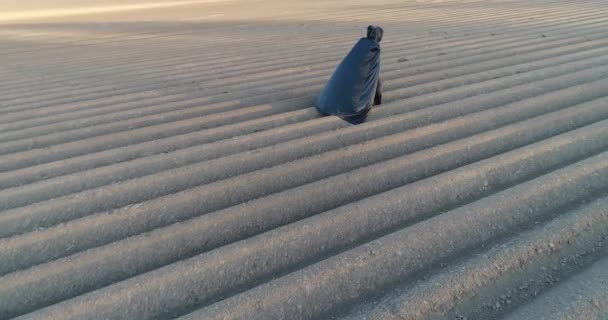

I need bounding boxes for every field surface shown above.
[0,0,607,319]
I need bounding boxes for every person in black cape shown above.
[314,25,383,123]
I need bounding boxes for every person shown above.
[315,25,383,123]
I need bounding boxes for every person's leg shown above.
[374,79,382,105]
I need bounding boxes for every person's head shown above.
[367,25,384,43]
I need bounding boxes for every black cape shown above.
[315,26,383,118]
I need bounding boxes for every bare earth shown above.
[0,0,607,319]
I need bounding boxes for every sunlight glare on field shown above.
[0,0,232,22]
